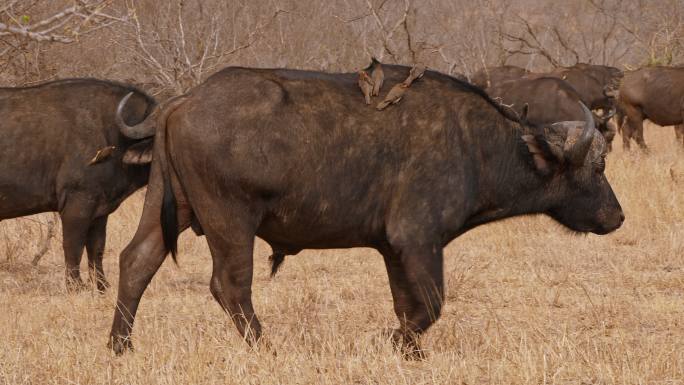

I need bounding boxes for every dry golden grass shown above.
[1,125,683,384]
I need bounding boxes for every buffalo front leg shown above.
[621,120,633,150]
[634,123,648,151]
[60,196,96,292]
[624,104,647,151]
[205,218,262,347]
[621,104,640,151]
[380,242,444,359]
[85,216,108,292]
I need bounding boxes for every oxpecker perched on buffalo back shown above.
[376,82,408,110]
[357,70,374,105]
[369,57,384,96]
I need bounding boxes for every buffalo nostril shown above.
[619,212,625,223]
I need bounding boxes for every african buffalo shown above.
[472,64,622,150]
[0,79,155,291]
[548,64,622,111]
[472,64,622,112]
[619,66,684,150]
[109,65,623,358]
[487,77,617,150]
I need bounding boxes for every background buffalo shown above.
[618,66,684,150]
[0,79,155,291]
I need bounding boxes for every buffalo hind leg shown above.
[109,229,167,354]
[205,215,262,347]
[86,216,108,292]
[109,205,192,354]
[60,196,96,292]
[380,242,444,359]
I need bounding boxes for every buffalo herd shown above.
[3,57,682,358]
[472,63,684,151]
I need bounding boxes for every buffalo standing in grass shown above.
[109,65,624,358]
[0,79,155,291]
[488,77,617,150]
[619,66,684,150]
[548,64,622,111]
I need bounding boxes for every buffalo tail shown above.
[161,176,179,262]
[156,95,188,263]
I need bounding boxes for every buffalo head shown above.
[522,102,624,234]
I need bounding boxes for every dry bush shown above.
[2,0,682,88]
[0,0,125,84]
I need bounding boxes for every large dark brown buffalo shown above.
[470,65,529,88]
[0,79,155,291]
[487,77,617,150]
[108,65,624,358]
[619,66,684,150]
[548,64,623,111]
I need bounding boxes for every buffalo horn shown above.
[116,92,156,139]
[566,102,596,166]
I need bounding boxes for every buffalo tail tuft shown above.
[269,252,286,278]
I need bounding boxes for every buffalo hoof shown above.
[381,328,427,360]
[255,336,277,357]
[108,335,133,355]
[65,278,88,293]
[92,277,110,293]
[401,343,427,360]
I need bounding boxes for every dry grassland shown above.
[1,126,683,384]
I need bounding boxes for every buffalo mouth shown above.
[547,209,624,235]
[590,214,624,235]
[590,224,617,235]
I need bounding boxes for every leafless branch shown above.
[500,15,561,68]
[0,1,124,43]
[119,1,289,96]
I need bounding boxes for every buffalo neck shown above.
[124,163,151,196]
[457,121,552,234]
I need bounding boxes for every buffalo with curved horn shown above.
[109,65,623,358]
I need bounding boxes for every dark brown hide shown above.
[109,65,623,358]
[487,77,617,150]
[547,64,622,111]
[619,66,684,150]
[0,79,155,291]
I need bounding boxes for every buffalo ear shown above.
[603,85,619,98]
[521,134,563,176]
[123,139,153,165]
